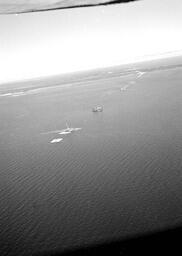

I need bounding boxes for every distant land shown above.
[1,54,182,94]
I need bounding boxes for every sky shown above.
[0,0,182,83]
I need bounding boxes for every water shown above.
[1,65,182,255]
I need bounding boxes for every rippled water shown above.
[1,67,182,255]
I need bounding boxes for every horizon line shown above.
[1,51,182,85]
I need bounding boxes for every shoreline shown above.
[1,54,182,93]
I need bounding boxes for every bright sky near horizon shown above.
[0,0,182,83]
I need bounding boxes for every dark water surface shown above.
[1,65,182,255]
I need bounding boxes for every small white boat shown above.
[62,123,82,133]
[59,131,71,135]
[43,123,82,136]
[137,71,145,78]
[50,138,63,143]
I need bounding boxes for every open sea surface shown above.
[1,62,182,255]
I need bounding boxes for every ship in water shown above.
[42,123,82,136]
[50,138,63,143]
[58,123,82,135]
[92,106,103,113]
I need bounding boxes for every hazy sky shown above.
[0,0,182,83]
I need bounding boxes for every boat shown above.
[92,106,103,112]
[58,131,71,135]
[58,123,82,134]
[50,138,63,143]
[43,123,82,136]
